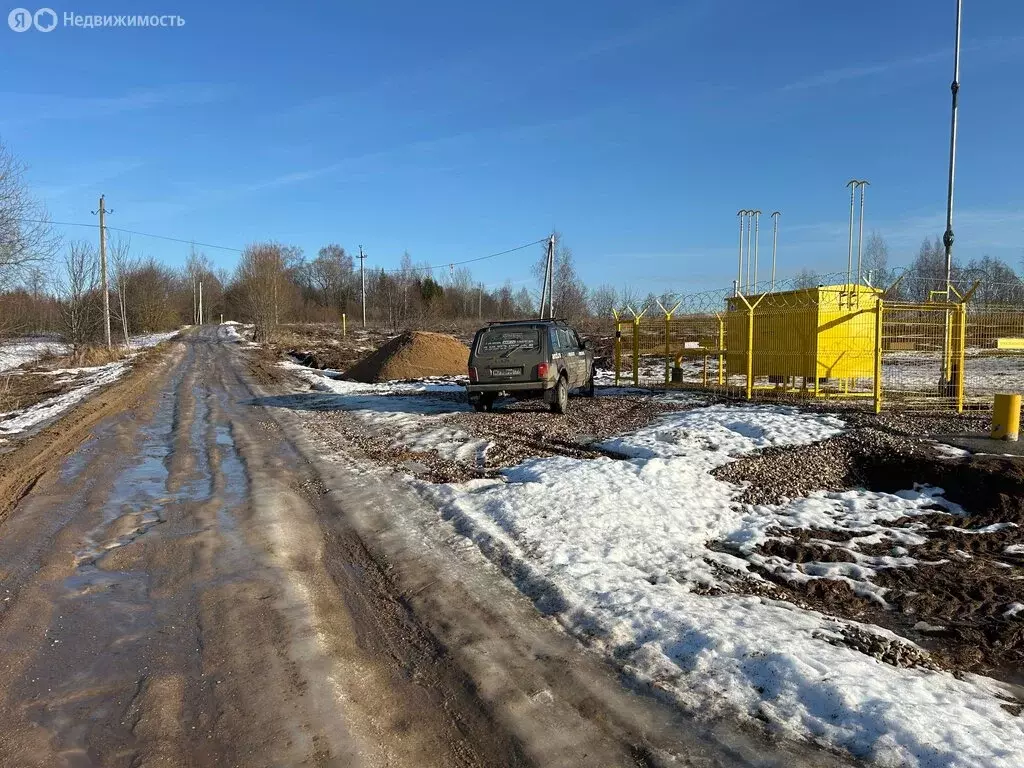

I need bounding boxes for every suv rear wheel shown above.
[550,376,568,414]
[583,366,596,398]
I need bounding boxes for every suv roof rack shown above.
[486,318,570,326]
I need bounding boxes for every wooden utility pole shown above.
[96,195,112,348]
[358,245,367,327]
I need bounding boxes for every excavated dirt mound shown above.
[346,331,470,383]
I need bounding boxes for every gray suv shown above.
[466,320,595,414]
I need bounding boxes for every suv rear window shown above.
[478,327,541,354]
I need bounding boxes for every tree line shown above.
[2,137,1022,349]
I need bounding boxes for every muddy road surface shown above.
[0,329,846,768]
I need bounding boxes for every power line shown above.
[378,238,547,275]
[22,216,548,275]
[18,218,244,253]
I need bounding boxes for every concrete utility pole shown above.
[94,195,112,349]
[358,245,367,327]
[539,244,550,320]
[198,280,203,325]
[771,211,781,291]
[478,283,483,319]
[546,234,556,319]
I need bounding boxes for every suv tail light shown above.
[468,366,478,382]
[535,362,549,379]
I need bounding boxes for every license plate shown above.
[490,367,522,377]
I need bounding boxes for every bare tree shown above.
[109,236,136,346]
[862,231,890,287]
[588,284,618,318]
[309,244,354,315]
[793,269,818,290]
[0,141,58,294]
[234,243,297,342]
[58,241,100,349]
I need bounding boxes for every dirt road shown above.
[0,329,845,768]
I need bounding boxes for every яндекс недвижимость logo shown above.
[8,7,56,31]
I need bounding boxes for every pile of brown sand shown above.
[345,331,470,383]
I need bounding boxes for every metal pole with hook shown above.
[770,211,780,291]
[846,180,858,288]
[856,181,870,293]
[736,210,747,296]
[942,0,963,384]
[745,208,753,292]
[752,210,762,294]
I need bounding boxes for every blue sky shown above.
[3,0,1023,294]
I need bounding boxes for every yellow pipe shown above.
[992,394,1021,441]
[342,313,347,338]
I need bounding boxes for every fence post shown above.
[632,316,641,387]
[746,302,755,400]
[956,302,967,413]
[717,314,725,385]
[664,309,672,386]
[612,311,621,387]
[874,298,883,413]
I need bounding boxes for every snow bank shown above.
[422,404,1024,767]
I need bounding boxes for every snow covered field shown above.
[0,337,68,373]
[286,362,1024,767]
[0,330,181,442]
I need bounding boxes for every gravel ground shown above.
[270,339,1024,686]
[298,393,694,484]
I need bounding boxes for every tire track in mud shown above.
[0,331,526,768]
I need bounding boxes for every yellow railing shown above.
[610,281,1024,412]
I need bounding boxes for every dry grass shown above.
[41,345,130,369]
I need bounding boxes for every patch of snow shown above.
[933,442,971,458]
[1003,603,1024,619]
[419,403,1024,767]
[1004,544,1024,555]
[283,363,485,463]
[945,523,1017,534]
[0,361,128,441]
[126,330,180,349]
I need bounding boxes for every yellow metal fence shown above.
[611,281,1024,412]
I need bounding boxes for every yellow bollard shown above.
[342,313,347,338]
[992,394,1021,441]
